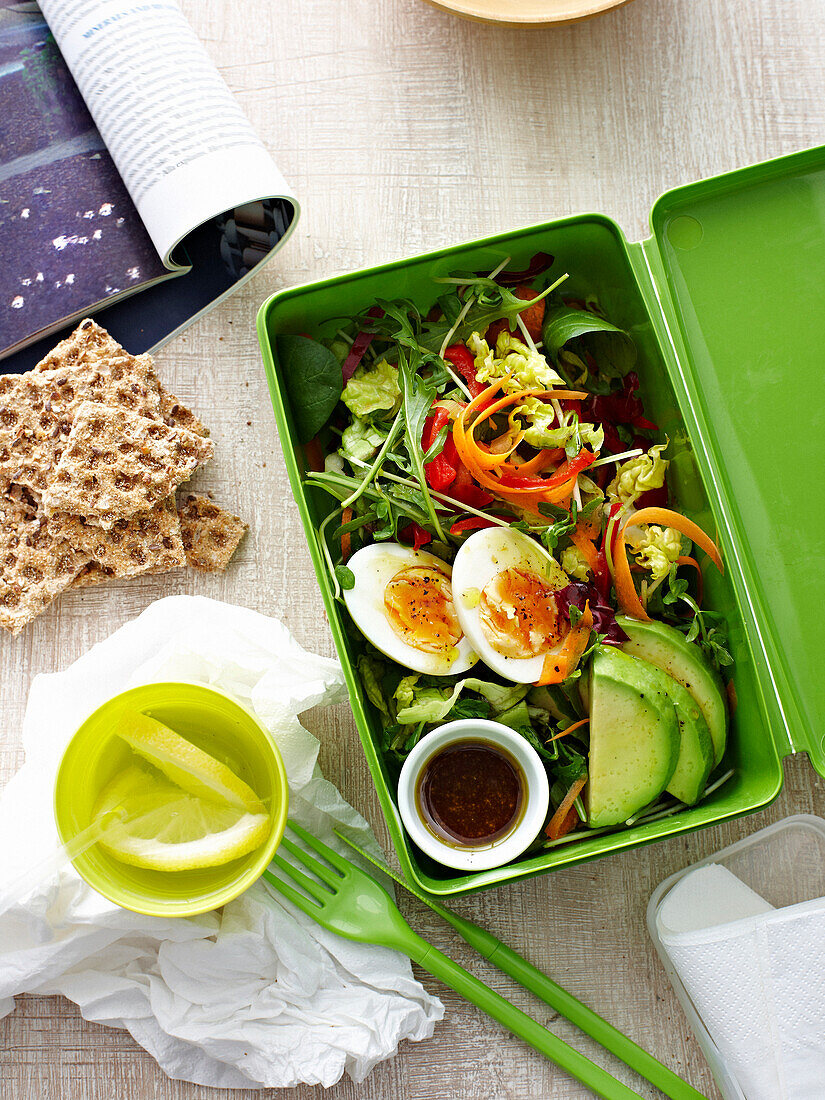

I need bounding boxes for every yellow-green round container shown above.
[54,682,289,918]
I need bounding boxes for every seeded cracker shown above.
[0,485,90,635]
[33,318,126,373]
[53,498,186,584]
[34,320,208,438]
[178,494,248,572]
[42,403,213,527]
[0,342,163,493]
[157,387,210,438]
[0,320,243,633]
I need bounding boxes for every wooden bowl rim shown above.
[420,0,634,26]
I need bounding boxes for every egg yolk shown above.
[478,567,562,659]
[384,566,463,654]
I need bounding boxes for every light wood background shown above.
[3,0,825,1096]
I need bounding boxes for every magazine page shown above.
[0,0,177,359]
[39,0,295,267]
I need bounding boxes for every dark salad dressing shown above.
[416,741,524,847]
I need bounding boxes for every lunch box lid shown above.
[636,144,825,775]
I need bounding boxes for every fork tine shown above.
[269,852,331,904]
[279,833,343,890]
[261,866,322,912]
[285,820,351,875]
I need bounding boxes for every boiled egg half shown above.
[451,527,570,684]
[343,543,479,676]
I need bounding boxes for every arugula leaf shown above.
[541,305,636,389]
[335,565,355,590]
[276,335,343,443]
[549,742,588,806]
[437,294,462,325]
[517,723,562,764]
[661,566,734,670]
[419,275,567,357]
[307,470,437,535]
[397,348,445,540]
[448,698,492,721]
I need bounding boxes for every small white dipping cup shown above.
[397,718,550,872]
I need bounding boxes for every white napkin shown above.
[0,596,443,1089]
[656,862,825,1099]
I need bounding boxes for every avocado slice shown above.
[617,616,728,766]
[640,661,715,805]
[585,647,680,828]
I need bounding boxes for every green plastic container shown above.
[257,144,825,896]
[54,683,290,917]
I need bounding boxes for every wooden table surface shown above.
[3,0,825,1096]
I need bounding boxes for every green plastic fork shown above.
[334,828,708,1100]
[262,823,699,1100]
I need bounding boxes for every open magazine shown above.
[0,0,297,370]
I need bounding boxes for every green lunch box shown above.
[257,143,825,896]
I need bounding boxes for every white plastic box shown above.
[647,815,825,1100]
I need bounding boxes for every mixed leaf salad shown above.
[277,253,734,854]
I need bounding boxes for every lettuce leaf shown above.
[513,396,604,453]
[468,331,565,394]
[607,441,669,506]
[626,524,683,583]
[394,675,530,725]
[341,358,401,418]
[339,417,387,463]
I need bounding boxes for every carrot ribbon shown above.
[612,507,723,621]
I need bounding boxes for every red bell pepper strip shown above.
[398,522,432,551]
[449,516,498,535]
[497,449,597,491]
[449,462,495,509]
[422,399,497,508]
[444,344,484,398]
[422,406,458,491]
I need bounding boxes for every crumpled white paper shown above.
[0,596,443,1089]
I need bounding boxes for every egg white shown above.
[451,527,569,683]
[343,542,479,676]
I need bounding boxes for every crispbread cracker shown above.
[0,485,90,635]
[32,318,123,373]
[53,498,185,582]
[0,320,239,633]
[0,355,163,493]
[149,375,210,438]
[42,403,213,527]
[35,320,209,438]
[158,390,210,437]
[178,494,248,572]
[70,563,117,588]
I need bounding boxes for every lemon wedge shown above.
[93,765,271,871]
[116,712,264,812]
